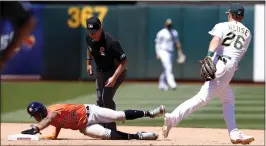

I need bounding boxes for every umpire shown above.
[85,16,127,130]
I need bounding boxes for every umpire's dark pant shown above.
[96,69,126,130]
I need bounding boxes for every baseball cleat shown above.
[149,105,166,118]
[230,129,255,145]
[159,87,168,91]
[162,115,172,138]
[171,87,177,91]
[137,132,158,140]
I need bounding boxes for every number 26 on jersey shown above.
[222,32,245,50]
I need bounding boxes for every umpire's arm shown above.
[111,41,127,80]
[87,48,93,65]
[86,47,93,75]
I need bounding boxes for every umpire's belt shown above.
[85,105,90,117]
[217,55,231,64]
[97,67,116,72]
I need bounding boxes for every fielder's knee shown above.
[193,91,213,106]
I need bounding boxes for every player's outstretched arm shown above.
[87,49,93,76]
[105,41,127,87]
[21,112,58,135]
[37,112,58,131]
[41,127,61,140]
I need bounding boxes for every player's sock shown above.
[124,110,149,120]
[110,130,139,140]
[145,111,151,117]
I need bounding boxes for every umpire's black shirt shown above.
[86,31,126,72]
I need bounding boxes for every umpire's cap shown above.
[86,16,102,34]
[225,3,245,17]
[27,102,48,119]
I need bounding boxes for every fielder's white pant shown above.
[165,56,238,134]
[158,49,177,89]
[80,104,125,139]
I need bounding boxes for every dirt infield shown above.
[1,123,264,145]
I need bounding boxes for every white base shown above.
[8,134,40,141]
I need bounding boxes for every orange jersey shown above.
[47,104,87,130]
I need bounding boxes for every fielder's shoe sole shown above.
[137,132,158,140]
[162,116,171,138]
[149,105,166,118]
[231,136,255,145]
[230,129,255,145]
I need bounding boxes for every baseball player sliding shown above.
[21,102,165,140]
[162,3,254,145]
[155,18,186,91]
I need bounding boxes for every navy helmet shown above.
[27,102,48,120]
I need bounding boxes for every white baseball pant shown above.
[165,55,238,134]
[158,49,177,90]
[80,104,125,139]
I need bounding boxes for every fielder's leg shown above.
[219,86,237,134]
[162,81,219,138]
[159,69,169,91]
[219,86,254,144]
[162,58,236,138]
[160,50,176,89]
[80,124,158,140]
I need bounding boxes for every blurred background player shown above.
[0,1,36,71]
[162,3,255,145]
[155,18,186,91]
[22,102,165,140]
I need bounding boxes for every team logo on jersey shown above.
[99,47,105,56]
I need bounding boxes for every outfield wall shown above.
[1,4,264,82]
[253,4,265,82]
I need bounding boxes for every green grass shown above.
[1,81,264,130]
[1,82,96,113]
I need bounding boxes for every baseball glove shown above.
[199,56,216,81]
[176,54,186,64]
[21,125,41,135]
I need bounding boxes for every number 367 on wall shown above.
[67,6,108,28]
